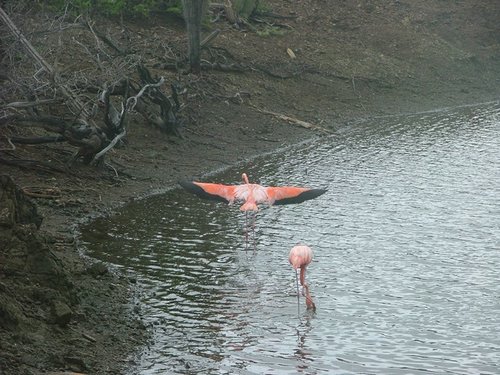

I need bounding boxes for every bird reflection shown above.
[294,314,317,374]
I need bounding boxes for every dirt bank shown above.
[1,1,499,373]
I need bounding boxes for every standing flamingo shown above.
[179,173,326,246]
[289,244,316,312]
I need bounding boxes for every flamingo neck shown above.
[242,173,250,184]
[303,284,316,311]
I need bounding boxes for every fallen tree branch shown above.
[84,19,125,55]
[200,61,246,73]
[91,128,126,163]
[22,187,61,199]
[0,138,16,151]
[132,65,180,136]
[250,105,333,134]
[7,135,65,145]
[1,99,62,110]
[1,9,188,169]
[201,29,221,49]
[126,76,165,111]
[0,6,90,118]
[2,114,72,133]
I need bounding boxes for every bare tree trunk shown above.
[181,0,204,74]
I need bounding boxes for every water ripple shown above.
[81,102,500,374]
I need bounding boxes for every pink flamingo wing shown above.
[266,186,327,205]
[179,181,238,204]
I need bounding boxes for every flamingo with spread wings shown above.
[179,173,326,211]
[179,173,326,247]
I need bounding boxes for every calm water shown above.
[80,102,500,374]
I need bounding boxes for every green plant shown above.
[256,25,285,37]
[232,0,258,19]
[39,0,183,18]
[165,3,183,17]
[254,1,271,15]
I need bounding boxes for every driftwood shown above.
[5,135,65,145]
[22,187,61,199]
[1,99,62,110]
[0,138,16,151]
[0,6,103,165]
[2,114,106,163]
[251,106,333,134]
[132,64,181,136]
[1,6,183,168]
[201,29,221,49]
[83,20,125,55]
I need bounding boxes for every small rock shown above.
[86,262,108,277]
[0,295,23,328]
[63,355,88,372]
[52,300,73,327]
[0,175,43,228]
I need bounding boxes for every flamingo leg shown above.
[295,269,300,315]
[244,211,249,250]
[252,212,257,251]
[300,266,306,286]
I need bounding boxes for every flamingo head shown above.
[241,173,250,184]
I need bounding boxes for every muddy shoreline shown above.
[1,1,499,373]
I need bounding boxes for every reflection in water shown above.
[294,315,316,374]
[81,102,500,374]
